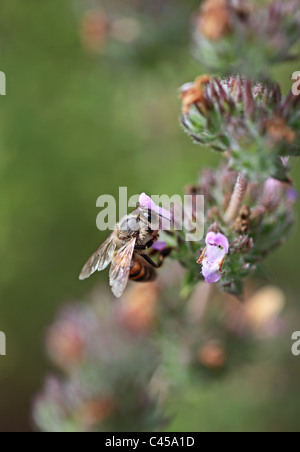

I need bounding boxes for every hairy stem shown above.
[224,172,248,224]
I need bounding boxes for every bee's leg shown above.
[135,239,154,251]
[140,254,162,269]
[156,247,173,266]
[141,247,173,269]
[148,240,174,255]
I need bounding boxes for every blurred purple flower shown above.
[46,306,89,371]
[287,188,298,203]
[262,177,283,209]
[263,177,282,195]
[152,241,167,251]
[197,232,229,284]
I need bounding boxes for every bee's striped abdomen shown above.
[130,255,156,282]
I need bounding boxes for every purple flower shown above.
[151,241,167,251]
[287,188,298,203]
[139,193,173,223]
[262,177,283,209]
[263,177,282,195]
[197,232,229,284]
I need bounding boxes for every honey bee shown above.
[79,207,169,298]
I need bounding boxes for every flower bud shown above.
[181,76,300,182]
[193,0,300,77]
[197,341,226,369]
[117,283,159,334]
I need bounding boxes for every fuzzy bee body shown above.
[79,207,166,297]
[129,254,157,282]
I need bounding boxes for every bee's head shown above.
[118,208,163,242]
[119,214,141,237]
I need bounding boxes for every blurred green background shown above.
[0,0,300,432]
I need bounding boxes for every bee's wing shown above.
[109,237,136,298]
[79,234,116,280]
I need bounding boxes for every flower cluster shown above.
[186,282,287,376]
[33,286,165,432]
[193,0,300,77]
[181,76,300,182]
[77,0,194,63]
[34,275,287,432]
[176,0,300,293]
[34,0,300,432]
[164,164,296,296]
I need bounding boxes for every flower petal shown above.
[139,193,172,222]
[200,232,229,284]
[205,231,229,253]
[202,265,221,284]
